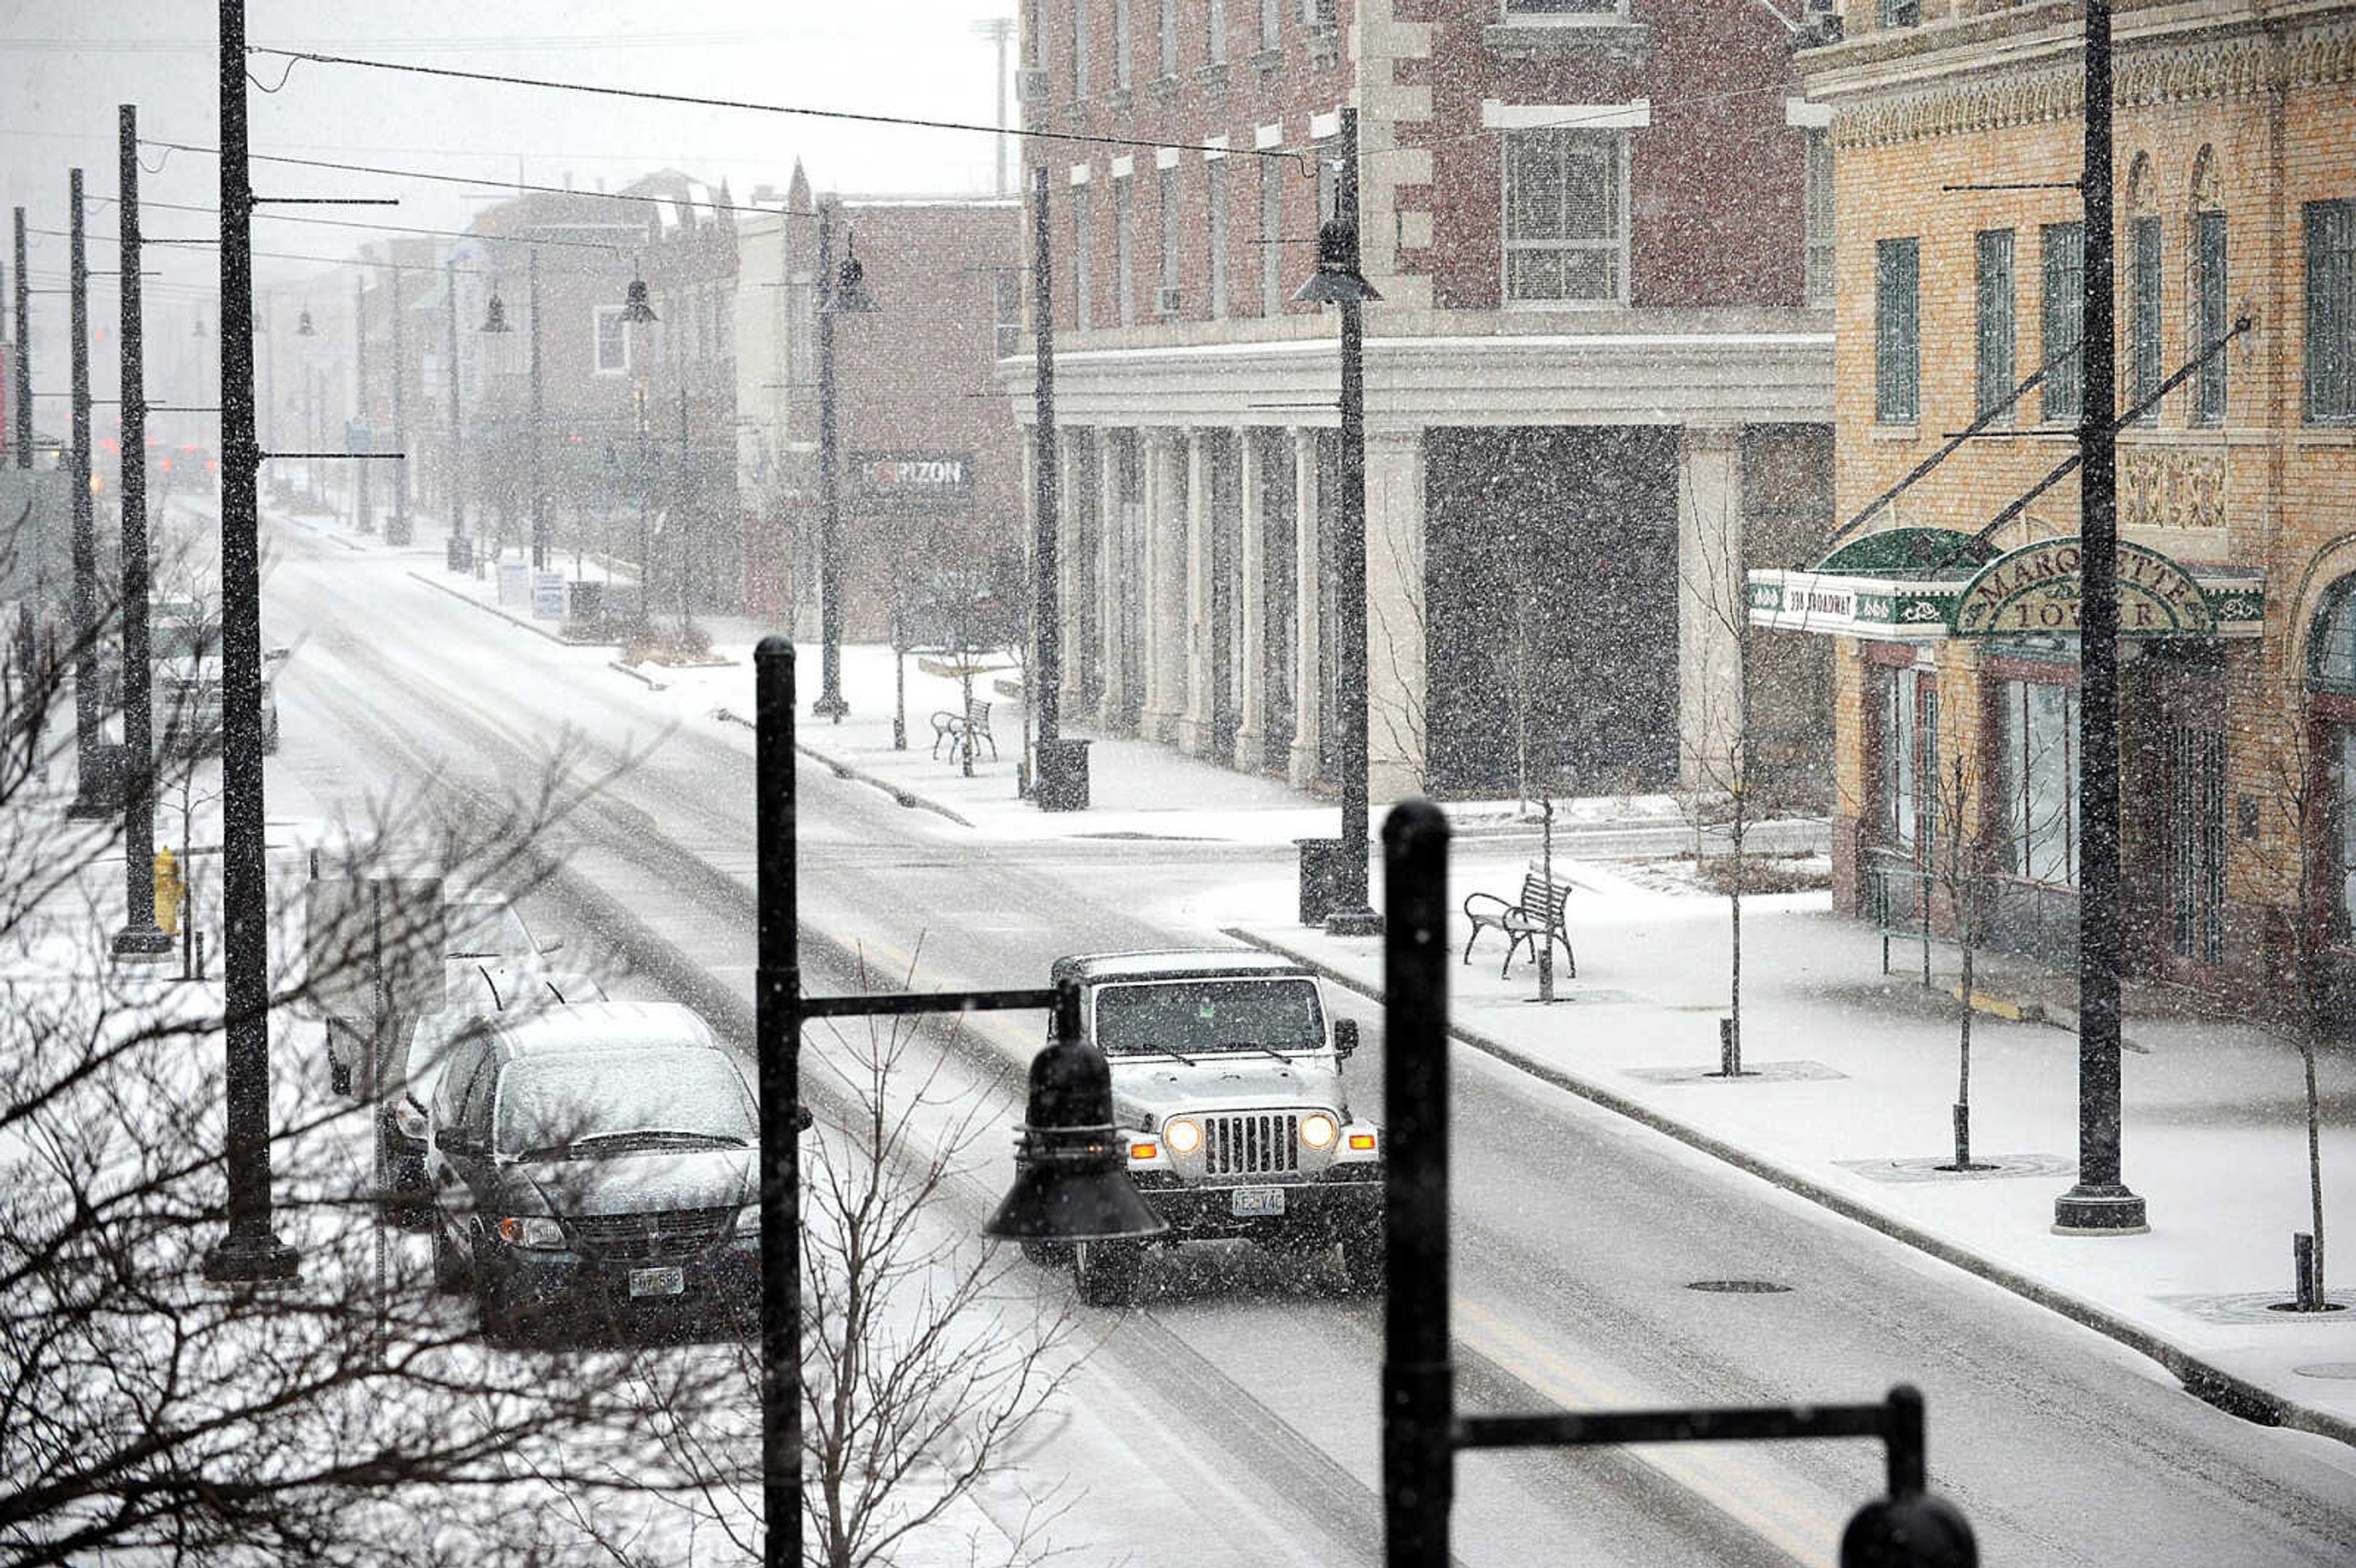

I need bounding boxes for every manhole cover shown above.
[2293,1362,2356,1380]
[1687,1279,1792,1294]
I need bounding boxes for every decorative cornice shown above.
[1831,17,2356,150]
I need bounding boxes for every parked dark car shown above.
[425,1003,758,1337]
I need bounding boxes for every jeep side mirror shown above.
[1334,1019,1358,1060]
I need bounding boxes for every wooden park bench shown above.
[1462,870,1576,980]
[931,696,997,761]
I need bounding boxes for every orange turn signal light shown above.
[1128,1141,1160,1161]
[1347,1132,1377,1151]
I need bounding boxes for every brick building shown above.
[1006,0,1835,799]
[734,165,1025,635]
[1748,1,2356,1005]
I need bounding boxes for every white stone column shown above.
[1096,430,1126,728]
[1235,430,1268,772]
[1287,426,1324,788]
[1676,423,1746,793]
[1180,429,1215,756]
[1057,427,1085,722]
[1365,426,1427,802]
[1141,428,1188,745]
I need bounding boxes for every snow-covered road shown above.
[252,512,2356,1567]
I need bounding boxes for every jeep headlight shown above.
[1164,1116,1202,1155]
[1301,1113,1338,1150]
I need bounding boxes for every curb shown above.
[710,706,974,828]
[608,660,668,692]
[402,570,628,652]
[1223,924,2356,1452]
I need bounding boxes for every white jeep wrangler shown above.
[1037,949,1385,1305]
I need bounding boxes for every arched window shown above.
[2308,574,2356,943]
[2187,146,2229,425]
[2126,152,2165,421]
[2309,572,2356,694]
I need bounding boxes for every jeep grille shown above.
[1203,1113,1299,1176]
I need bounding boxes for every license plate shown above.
[628,1266,685,1298]
[1230,1187,1286,1217]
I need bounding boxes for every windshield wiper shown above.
[1112,1043,1195,1066]
[1215,1040,1303,1064]
[567,1129,750,1156]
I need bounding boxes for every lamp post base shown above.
[2052,1182,2149,1236]
[111,922,174,961]
[201,1228,301,1283]
[812,693,849,722]
[1324,905,1384,938]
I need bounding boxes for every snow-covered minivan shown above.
[1036,950,1385,1305]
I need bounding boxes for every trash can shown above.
[1037,737,1091,812]
[1296,837,1352,926]
[567,579,604,626]
[446,534,475,574]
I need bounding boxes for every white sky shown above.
[1,1,1019,341]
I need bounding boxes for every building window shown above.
[1803,128,1834,307]
[1115,174,1136,326]
[1207,0,1226,61]
[1073,181,1094,331]
[2312,577,2356,942]
[2307,199,2356,424]
[1882,664,1936,854]
[1115,0,1133,88]
[1976,229,2016,423]
[1879,0,1920,25]
[592,305,629,374]
[1875,237,1920,425]
[994,270,1023,360]
[1208,159,1230,320]
[1260,0,1280,49]
[1160,0,1177,76]
[1160,164,1182,309]
[2000,677,2079,888]
[1502,129,1628,305]
[2041,221,2085,425]
[2191,209,2228,426]
[2130,215,2163,423]
[1074,0,1090,96]
[1261,158,1284,315]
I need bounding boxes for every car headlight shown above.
[1163,1116,1202,1155]
[735,1204,761,1238]
[1301,1113,1338,1150]
[495,1215,564,1250]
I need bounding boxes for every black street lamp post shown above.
[528,248,545,571]
[445,256,467,569]
[1029,165,1088,810]
[11,207,28,469]
[66,166,112,822]
[352,274,372,534]
[1292,108,1380,935]
[1378,799,1974,1566]
[387,264,409,546]
[753,636,1159,1566]
[112,104,170,962]
[812,203,877,723]
[2053,0,2147,1237]
[203,0,296,1284]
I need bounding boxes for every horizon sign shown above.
[847,450,976,514]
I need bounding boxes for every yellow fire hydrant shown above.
[153,847,183,937]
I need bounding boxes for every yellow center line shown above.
[1454,1296,1844,1567]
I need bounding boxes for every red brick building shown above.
[1007,0,1836,799]
[735,165,1025,635]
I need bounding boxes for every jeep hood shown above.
[1111,1056,1346,1126]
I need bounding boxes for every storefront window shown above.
[1882,664,1936,853]
[2000,677,2079,886]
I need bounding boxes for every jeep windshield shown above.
[1093,977,1325,1058]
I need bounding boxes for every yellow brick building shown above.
[1752,1,2356,1007]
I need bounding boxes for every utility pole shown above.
[388,264,408,545]
[677,383,693,630]
[1030,163,1083,809]
[353,274,371,533]
[66,166,107,821]
[445,255,464,558]
[113,104,169,960]
[13,209,30,467]
[1325,108,1379,936]
[2054,0,2147,1236]
[202,0,298,1285]
[529,247,544,570]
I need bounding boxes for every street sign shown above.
[532,571,566,619]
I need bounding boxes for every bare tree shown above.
[1922,744,2000,1171]
[612,963,1090,1568]
[2246,717,2335,1310]
[1676,475,1758,1072]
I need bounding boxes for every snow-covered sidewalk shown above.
[296,493,2356,1451]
